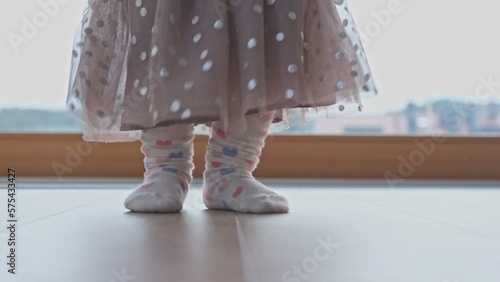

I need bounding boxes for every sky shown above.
[1,0,499,112]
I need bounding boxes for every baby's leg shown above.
[124,124,194,213]
[203,112,289,213]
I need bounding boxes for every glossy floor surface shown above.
[0,178,499,282]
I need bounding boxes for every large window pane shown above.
[1,1,85,132]
[1,0,498,135]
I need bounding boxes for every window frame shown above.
[2,133,499,180]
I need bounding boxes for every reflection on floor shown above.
[0,178,499,282]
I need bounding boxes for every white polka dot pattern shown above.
[67,0,377,142]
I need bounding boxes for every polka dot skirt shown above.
[67,0,377,142]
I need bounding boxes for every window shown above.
[1,1,85,132]
[2,0,499,136]
[2,0,499,179]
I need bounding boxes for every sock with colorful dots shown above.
[203,112,289,213]
[124,124,194,213]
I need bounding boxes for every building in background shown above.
[311,100,500,135]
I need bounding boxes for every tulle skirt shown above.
[67,0,377,142]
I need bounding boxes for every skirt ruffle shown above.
[67,0,377,142]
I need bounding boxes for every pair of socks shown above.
[124,112,289,214]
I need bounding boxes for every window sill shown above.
[1,134,499,180]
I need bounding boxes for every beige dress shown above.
[67,0,377,142]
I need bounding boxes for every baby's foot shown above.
[124,170,189,213]
[203,175,289,213]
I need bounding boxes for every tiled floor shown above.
[0,178,499,282]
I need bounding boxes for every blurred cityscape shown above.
[1,99,499,135]
[301,99,500,135]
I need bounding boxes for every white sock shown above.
[203,112,289,213]
[124,124,194,213]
